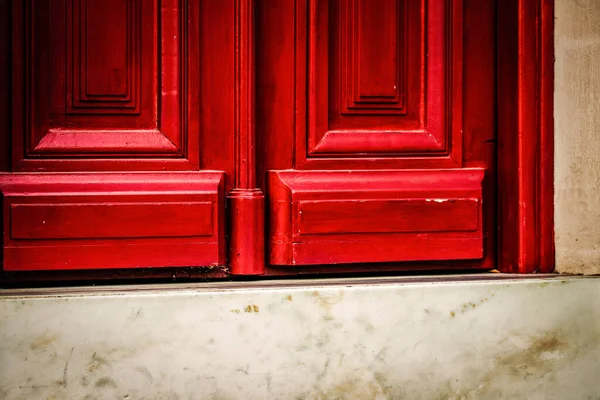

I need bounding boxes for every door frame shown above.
[497,0,554,273]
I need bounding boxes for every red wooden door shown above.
[0,0,239,272]
[0,0,497,277]
[257,0,496,274]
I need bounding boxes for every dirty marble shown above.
[0,276,599,399]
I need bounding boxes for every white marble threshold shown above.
[0,274,598,399]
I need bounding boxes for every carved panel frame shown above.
[11,0,200,171]
[295,0,464,169]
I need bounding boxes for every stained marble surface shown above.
[0,275,599,399]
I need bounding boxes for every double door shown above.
[0,0,496,276]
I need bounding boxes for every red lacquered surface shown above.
[497,0,555,273]
[0,0,554,278]
[229,189,265,275]
[268,169,484,265]
[259,0,497,273]
[227,0,265,275]
[0,172,225,271]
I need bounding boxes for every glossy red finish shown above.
[11,0,200,171]
[498,0,555,273]
[0,0,554,278]
[228,189,265,275]
[259,0,497,273]
[0,0,9,173]
[0,172,225,271]
[304,0,459,159]
[228,0,265,275]
[2,0,235,275]
[268,169,484,265]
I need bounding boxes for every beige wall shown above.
[555,0,600,274]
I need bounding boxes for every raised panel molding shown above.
[11,0,200,170]
[340,0,407,115]
[67,0,142,114]
[296,0,463,164]
[268,169,485,265]
[0,172,226,271]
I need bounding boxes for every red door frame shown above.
[497,0,554,273]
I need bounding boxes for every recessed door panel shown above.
[1,172,225,271]
[11,0,201,171]
[261,0,496,271]
[2,0,235,273]
[268,169,484,265]
[299,0,462,164]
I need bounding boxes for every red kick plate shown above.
[268,169,485,265]
[0,172,225,271]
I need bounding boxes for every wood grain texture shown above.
[0,172,225,271]
[498,0,554,273]
[268,169,485,265]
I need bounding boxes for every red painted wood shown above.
[34,130,180,154]
[290,236,483,266]
[0,0,552,277]
[197,0,235,184]
[3,242,219,272]
[69,0,141,113]
[0,172,225,271]
[298,199,480,235]
[10,0,202,171]
[2,0,236,277]
[538,0,555,273]
[229,190,265,275]
[342,0,407,113]
[261,0,496,273]
[268,169,484,265]
[300,0,461,162]
[497,0,554,273]
[255,0,296,174]
[10,202,214,240]
[228,0,265,275]
[0,0,8,172]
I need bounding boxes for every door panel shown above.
[1,172,225,271]
[307,0,454,158]
[2,0,233,273]
[297,0,463,169]
[2,0,497,277]
[268,169,484,265]
[260,0,496,271]
[12,0,200,171]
